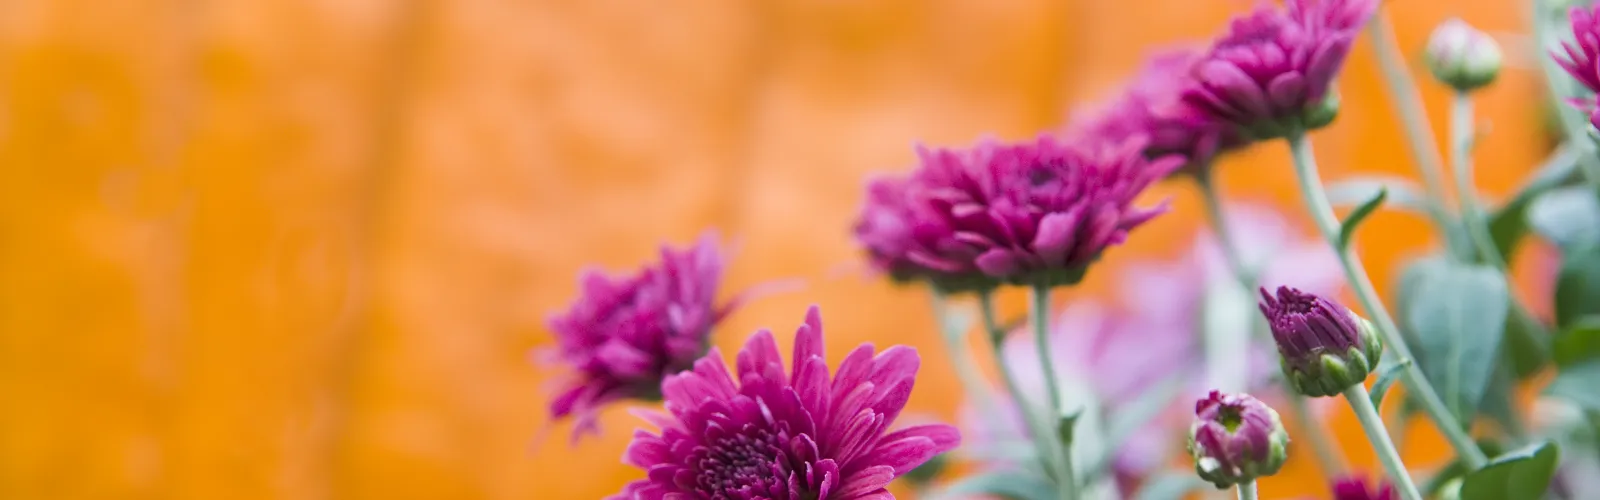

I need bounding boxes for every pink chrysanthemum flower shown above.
[910,135,1181,288]
[1330,475,1395,500]
[1182,0,1375,139]
[1556,7,1600,121]
[1069,49,1248,175]
[545,233,732,437]
[852,174,998,292]
[612,307,960,500]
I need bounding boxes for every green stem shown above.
[978,290,1059,481]
[1236,480,1259,500]
[1195,167,1350,475]
[1345,384,1424,500]
[929,287,995,409]
[1532,0,1600,192]
[1286,133,1489,468]
[1366,10,1457,230]
[1029,284,1076,500]
[1448,93,1506,269]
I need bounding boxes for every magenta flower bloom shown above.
[1188,390,1289,489]
[1556,6,1600,96]
[1183,0,1375,139]
[1069,49,1247,175]
[546,233,731,437]
[852,174,997,292]
[612,306,959,500]
[1330,475,1395,500]
[910,135,1181,288]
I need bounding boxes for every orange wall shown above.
[0,0,1551,499]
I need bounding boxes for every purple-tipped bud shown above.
[1181,0,1374,139]
[1258,286,1383,397]
[1425,19,1502,92]
[1187,390,1289,489]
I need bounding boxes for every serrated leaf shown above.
[1369,357,1412,408]
[1134,473,1210,500]
[1556,245,1600,329]
[1545,362,1600,411]
[1398,257,1510,426]
[1326,176,1427,212]
[1459,441,1560,500]
[1338,186,1387,249]
[1553,317,1600,367]
[1490,145,1579,260]
[1528,185,1600,250]
[929,471,1058,500]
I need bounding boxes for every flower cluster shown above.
[544,233,732,437]
[853,135,1181,291]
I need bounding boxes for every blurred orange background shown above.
[0,0,1560,499]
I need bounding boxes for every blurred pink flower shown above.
[544,232,732,438]
[961,204,1341,483]
[1067,49,1246,175]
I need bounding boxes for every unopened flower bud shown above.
[1425,19,1502,92]
[1187,390,1289,489]
[1259,286,1383,397]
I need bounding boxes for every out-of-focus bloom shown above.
[853,174,998,292]
[1554,6,1600,139]
[1182,0,1375,139]
[1330,475,1396,500]
[1258,286,1383,397]
[960,205,1341,485]
[1424,18,1502,91]
[909,135,1180,288]
[1067,49,1247,175]
[611,306,960,500]
[545,233,731,437]
[1188,390,1289,489]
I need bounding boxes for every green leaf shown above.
[1326,176,1427,213]
[1338,186,1387,249]
[1368,357,1412,409]
[1134,473,1211,500]
[1556,245,1600,329]
[1397,257,1510,426]
[1502,306,1552,379]
[1553,316,1600,367]
[1459,441,1561,500]
[1490,145,1579,260]
[1545,362,1600,411]
[929,471,1058,500]
[1527,185,1600,250]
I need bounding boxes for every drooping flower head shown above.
[1187,390,1289,489]
[545,233,731,437]
[1258,286,1382,397]
[1330,475,1396,500]
[852,174,997,292]
[1425,18,1503,92]
[1182,0,1376,139]
[612,306,960,500]
[907,135,1181,288]
[1068,49,1248,175]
